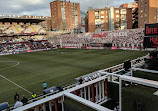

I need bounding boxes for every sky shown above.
[0,0,134,17]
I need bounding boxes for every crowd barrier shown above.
[0,48,51,56]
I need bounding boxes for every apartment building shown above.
[85,7,132,32]
[85,8,109,32]
[138,0,158,28]
[120,2,138,28]
[50,0,81,33]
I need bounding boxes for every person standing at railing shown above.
[21,95,28,105]
[42,82,47,90]
[32,93,37,100]
[144,51,158,70]
[78,77,83,84]
[13,99,23,109]
[14,92,19,101]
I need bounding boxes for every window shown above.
[145,2,147,6]
[115,10,119,13]
[116,24,119,27]
[101,11,104,14]
[116,19,119,22]
[144,20,146,24]
[95,12,99,16]
[101,25,104,27]
[144,9,147,12]
[140,15,143,18]
[141,10,143,13]
[101,16,104,18]
[101,20,105,23]
[95,16,99,19]
[116,15,119,18]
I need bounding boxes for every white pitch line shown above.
[0,75,32,94]
[0,61,32,94]
[0,61,20,71]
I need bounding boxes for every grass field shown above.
[0,49,148,105]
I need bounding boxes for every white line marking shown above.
[0,61,32,94]
[0,61,20,71]
[0,75,32,94]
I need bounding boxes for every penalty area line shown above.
[0,61,32,94]
[0,61,20,71]
[0,75,32,94]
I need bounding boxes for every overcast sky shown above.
[0,0,134,16]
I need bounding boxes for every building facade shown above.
[85,8,109,32]
[85,7,132,32]
[50,0,81,33]
[120,2,138,28]
[138,0,158,28]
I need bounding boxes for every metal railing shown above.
[11,56,147,111]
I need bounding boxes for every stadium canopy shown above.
[0,18,45,24]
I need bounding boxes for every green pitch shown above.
[0,49,148,105]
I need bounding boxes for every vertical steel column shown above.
[95,83,98,103]
[102,80,105,100]
[131,61,133,77]
[119,78,122,111]
[105,79,108,97]
[99,81,102,102]
[54,99,59,111]
[49,101,52,111]
[88,86,91,101]
[91,84,95,102]
[34,106,39,111]
[61,96,64,111]
[43,103,46,111]
[80,88,83,98]
[84,87,87,99]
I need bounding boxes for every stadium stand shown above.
[49,28,144,49]
[0,18,52,54]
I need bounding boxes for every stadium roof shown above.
[0,18,45,23]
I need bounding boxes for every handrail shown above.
[10,56,147,110]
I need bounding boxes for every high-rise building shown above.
[120,2,138,28]
[85,7,132,32]
[50,0,81,33]
[138,0,158,28]
[85,8,109,32]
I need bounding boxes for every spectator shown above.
[144,51,158,70]
[78,77,83,84]
[42,82,47,90]
[57,86,63,92]
[14,99,23,109]
[14,92,19,101]
[21,95,28,105]
[32,93,37,100]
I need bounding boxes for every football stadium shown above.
[0,0,158,111]
[0,17,158,111]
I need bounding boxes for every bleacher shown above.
[0,24,46,35]
[0,38,53,54]
[0,18,52,54]
[0,25,10,33]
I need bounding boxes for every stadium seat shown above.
[0,102,9,111]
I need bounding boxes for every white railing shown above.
[12,56,150,111]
